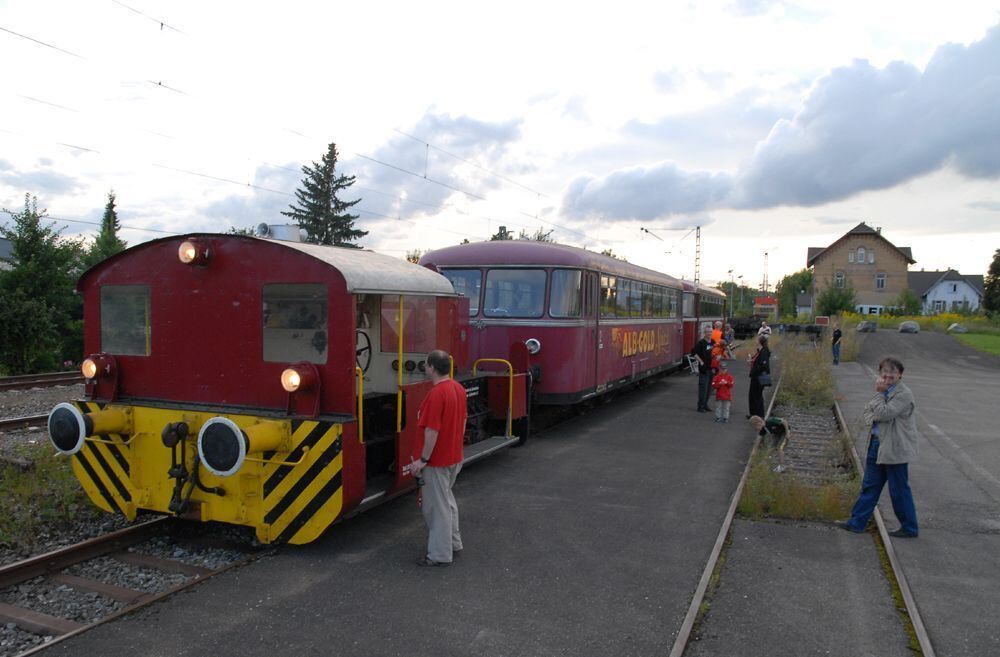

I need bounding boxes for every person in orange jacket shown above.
[711,359,735,422]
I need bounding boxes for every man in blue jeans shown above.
[835,357,920,538]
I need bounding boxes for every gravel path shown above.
[0,384,84,463]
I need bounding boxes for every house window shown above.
[934,300,945,312]
[876,273,886,290]
[869,250,875,264]
[857,247,866,263]
[835,271,845,288]
[952,284,957,292]
[848,251,854,263]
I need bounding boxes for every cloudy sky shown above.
[2,0,999,288]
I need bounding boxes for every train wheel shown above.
[512,415,530,446]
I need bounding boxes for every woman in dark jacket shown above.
[747,335,771,418]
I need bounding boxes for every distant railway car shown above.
[420,241,685,405]
[680,280,727,353]
[46,234,527,544]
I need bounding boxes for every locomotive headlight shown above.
[81,358,98,379]
[525,338,542,355]
[280,368,302,392]
[178,239,210,265]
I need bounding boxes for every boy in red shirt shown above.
[406,349,466,567]
[711,360,735,423]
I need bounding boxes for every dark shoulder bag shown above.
[757,372,773,387]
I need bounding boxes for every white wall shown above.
[923,280,981,313]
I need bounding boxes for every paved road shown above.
[837,330,1000,657]
[40,364,761,657]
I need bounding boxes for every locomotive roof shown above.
[421,240,682,287]
[80,234,456,296]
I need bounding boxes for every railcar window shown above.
[616,278,631,317]
[440,269,482,316]
[652,287,664,318]
[682,292,695,317]
[641,283,653,318]
[600,275,617,318]
[262,284,328,364]
[667,288,681,317]
[484,269,546,318]
[550,269,582,318]
[100,285,150,355]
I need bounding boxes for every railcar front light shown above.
[525,338,542,355]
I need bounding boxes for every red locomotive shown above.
[46,234,528,544]
[419,241,687,404]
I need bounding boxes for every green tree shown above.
[490,225,515,241]
[600,248,627,262]
[775,268,813,318]
[83,190,127,268]
[518,226,554,242]
[889,288,922,316]
[816,279,856,316]
[984,249,1000,317]
[0,194,84,372]
[0,289,59,375]
[406,249,422,264]
[282,143,365,246]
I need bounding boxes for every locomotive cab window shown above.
[440,268,482,316]
[484,269,545,318]
[550,269,582,318]
[262,284,328,364]
[100,285,150,355]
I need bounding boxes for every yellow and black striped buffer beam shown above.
[259,419,343,545]
[70,401,137,520]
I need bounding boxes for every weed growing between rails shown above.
[738,335,858,521]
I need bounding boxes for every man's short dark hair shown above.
[879,357,904,374]
[427,349,451,376]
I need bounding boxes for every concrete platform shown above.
[687,518,911,657]
[38,361,761,657]
[837,331,1000,657]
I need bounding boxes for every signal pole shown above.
[641,225,701,282]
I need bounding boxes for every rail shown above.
[0,371,82,392]
[472,358,514,438]
[0,414,47,431]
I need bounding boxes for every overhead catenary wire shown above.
[110,0,185,34]
[0,25,85,59]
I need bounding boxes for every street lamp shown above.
[727,269,734,319]
[737,275,744,315]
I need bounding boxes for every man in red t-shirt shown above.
[408,349,467,566]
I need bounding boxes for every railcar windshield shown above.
[100,285,150,355]
[549,269,582,318]
[262,284,328,364]
[484,269,546,318]
[440,268,482,316]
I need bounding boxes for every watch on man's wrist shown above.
[420,456,430,464]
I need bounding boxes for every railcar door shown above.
[583,271,599,393]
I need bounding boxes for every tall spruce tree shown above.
[84,190,127,268]
[282,143,366,246]
[0,194,84,372]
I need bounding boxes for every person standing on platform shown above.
[832,323,843,365]
[747,334,771,418]
[711,360,734,422]
[757,320,772,338]
[406,349,467,566]
[836,357,920,538]
[711,320,726,365]
[691,326,715,413]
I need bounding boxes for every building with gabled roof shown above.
[908,269,984,314]
[806,222,915,315]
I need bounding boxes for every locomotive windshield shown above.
[484,269,545,318]
[262,284,328,364]
[100,285,151,355]
[440,269,482,316]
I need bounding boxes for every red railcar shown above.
[420,241,685,405]
[46,234,527,544]
[680,280,728,354]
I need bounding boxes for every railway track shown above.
[0,415,47,432]
[0,518,262,657]
[0,373,82,392]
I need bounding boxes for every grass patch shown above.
[773,335,835,409]
[0,442,99,549]
[954,333,1000,356]
[737,442,857,521]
